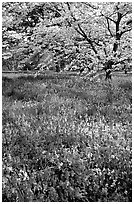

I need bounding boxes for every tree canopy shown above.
[2,2,132,72]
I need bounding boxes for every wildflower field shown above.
[2,73,132,202]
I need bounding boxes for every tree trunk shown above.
[104,59,114,80]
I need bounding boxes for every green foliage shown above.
[2,73,132,202]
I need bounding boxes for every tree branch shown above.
[101,12,116,24]
[46,6,61,17]
[46,23,62,27]
[82,2,98,10]
[114,58,129,65]
[66,2,100,58]
[74,26,85,37]
[106,16,116,24]
[66,2,77,22]
[120,28,132,36]
[77,24,99,55]
[105,17,113,37]
[122,10,131,18]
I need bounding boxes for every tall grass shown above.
[2,74,132,201]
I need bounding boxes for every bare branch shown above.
[122,10,131,18]
[106,18,114,37]
[101,12,116,24]
[82,2,98,10]
[106,16,116,24]
[103,47,107,56]
[120,28,132,35]
[74,26,85,37]
[66,2,71,10]
[46,23,62,27]
[77,24,88,38]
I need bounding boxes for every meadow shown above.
[2,72,132,202]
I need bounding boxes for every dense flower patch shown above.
[2,74,132,201]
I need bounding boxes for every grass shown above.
[2,72,132,202]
